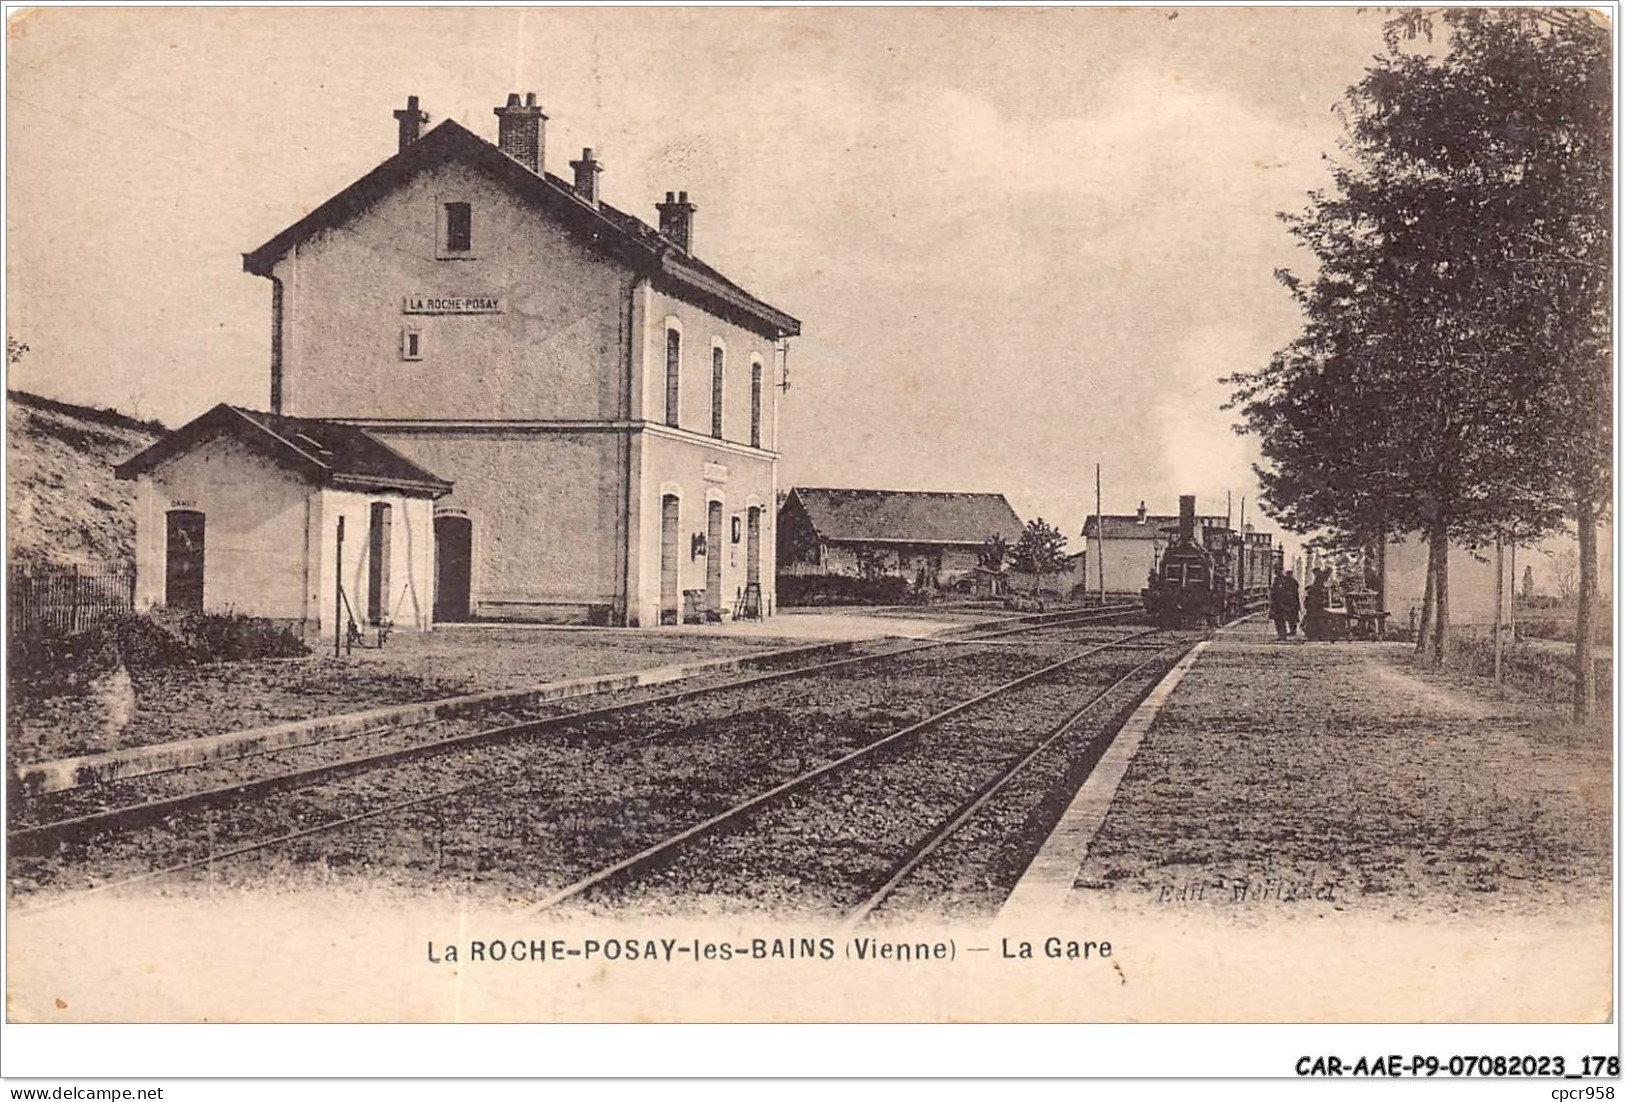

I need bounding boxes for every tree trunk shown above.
[1493,538,1504,684]
[1428,520,1451,667]
[1574,493,1597,721]
[1414,535,1437,657]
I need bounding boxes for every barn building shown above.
[777,487,1024,589]
[115,404,451,638]
[1081,502,1227,595]
[227,92,799,628]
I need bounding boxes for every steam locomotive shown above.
[1141,495,1279,627]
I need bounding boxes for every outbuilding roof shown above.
[785,487,1024,546]
[1082,513,1228,541]
[242,119,800,340]
[114,404,452,498]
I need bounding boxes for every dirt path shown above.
[1070,630,1612,922]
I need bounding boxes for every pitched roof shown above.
[242,120,800,340]
[1082,513,1229,540]
[787,487,1024,546]
[114,404,452,497]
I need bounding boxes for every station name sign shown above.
[403,294,504,315]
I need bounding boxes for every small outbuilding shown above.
[115,404,452,640]
[778,487,1024,589]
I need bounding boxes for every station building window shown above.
[665,328,681,428]
[402,328,422,361]
[711,346,725,439]
[437,201,474,259]
[750,361,763,448]
[445,202,472,252]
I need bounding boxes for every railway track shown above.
[10,604,1147,907]
[531,627,1197,919]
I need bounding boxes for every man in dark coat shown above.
[1303,567,1333,640]
[1269,570,1301,640]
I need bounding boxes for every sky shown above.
[6,6,1401,552]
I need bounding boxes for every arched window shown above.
[750,361,763,448]
[664,328,681,428]
[711,345,725,439]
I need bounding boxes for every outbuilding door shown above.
[367,502,392,625]
[165,509,205,612]
[706,501,724,615]
[434,515,472,622]
[659,495,680,625]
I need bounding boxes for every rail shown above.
[9,603,1149,899]
[529,627,1166,912]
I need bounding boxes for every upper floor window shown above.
[438,201,473,258]
[750,362,763,448]
[711,346,725,439]
[664,329,681,428]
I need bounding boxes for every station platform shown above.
[1003,615,1612,924]
[449,604,1010,642]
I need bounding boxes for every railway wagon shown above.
[1141,495,1276,627]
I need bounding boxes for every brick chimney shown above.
[570,147,603,208]
[393,95,428,153]
[494,92,547,173]
[656,190,697,253]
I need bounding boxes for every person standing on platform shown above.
[1303,567,1333,641]
[1270,570,1301,640]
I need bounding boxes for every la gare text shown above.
[426,936,1111,964]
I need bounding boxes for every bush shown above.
[8,610,309,702]
[1004,594,1046,613]
[175,610,309,662]
[777,574,911,606]
[1440,628,1612,711]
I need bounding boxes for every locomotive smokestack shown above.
[1179,495,1196,541]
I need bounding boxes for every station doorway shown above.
[706,500,724,616]
[165,509,205,612]
[434,514,472,622]
[659,495,680,625]
[746,506,762,589]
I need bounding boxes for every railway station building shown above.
[214,92,800,630]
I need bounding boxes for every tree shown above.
[1011,519,1067,596]
[1554,547,1579,605]
[1521,563,1535,602]
[1227,9,1607,679]
[7,336,28,366]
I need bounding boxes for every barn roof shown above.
[114,404,452,498]
[242,119,800,340]
[786,487,1024,546]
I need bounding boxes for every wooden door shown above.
[746,507,761,588]
[434,515,472,622]
[706,501,724,615]
[367,502,392,624]
[659,495,680,625]
[165,510,205,612]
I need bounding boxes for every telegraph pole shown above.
[1238,495,1247,593]
[335,516,345,659]
[1095,464,1105,606]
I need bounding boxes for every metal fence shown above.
[8,563,135,638]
